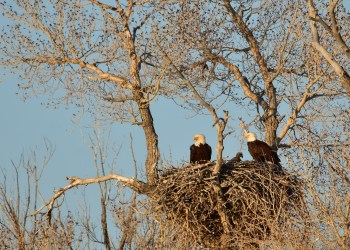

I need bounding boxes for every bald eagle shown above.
[243,132,282,170]
[190,134,212,164]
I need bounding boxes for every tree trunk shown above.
[265,115,279,150]
[101,196,111,250]
[137,101,159,185]
[131,87,159,186]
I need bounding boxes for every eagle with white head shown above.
[190,134,212,164]
[243,132,282,170]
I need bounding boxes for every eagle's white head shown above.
[243,132,257,142]
[193,134,206,146]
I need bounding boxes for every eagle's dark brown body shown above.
[247,140,281,168]
[190,143,212,164]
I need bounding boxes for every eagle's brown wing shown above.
[248,140,281,165]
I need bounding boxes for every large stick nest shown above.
[152,160,308,249]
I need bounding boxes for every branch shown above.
[222,0,270,83]
[103,96,134,103]
[117,190,136,250]
[281,142,350,148]
[32,174,151,217]
[23,57,133,89]
[239,117,249,134]
[222,46,251,53]
[89,0,124,14]
[267,65,306,76]
[222,0,277,112]
[159,46,228,174]
[311,41,350,92]
[306,0,350,93]
[277,75,322,142]
[308,0,350,59]
[327,0,350,57]
[213,56,268,110]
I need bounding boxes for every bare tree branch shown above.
[21,57,133,89]
[33,174,151,217]
[160,47,228,173]
[277,74,324,143]
[306,0,350,93]
[212,56,268,110]
[309,0,350,59]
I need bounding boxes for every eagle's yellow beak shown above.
[193,136,198,141]
[243,134,248,139]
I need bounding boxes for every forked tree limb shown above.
[159,46,228,175]
[222,0,278,118]
[239,117,249,134]
[307,0,350,59]
[306,0,350,93]
[33,174,151,217]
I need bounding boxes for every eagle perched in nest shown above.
[190,134,212,164]
[244,132,282,171]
